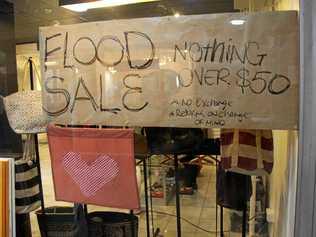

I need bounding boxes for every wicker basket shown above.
[36,206,76,237]
[88,212,138,237]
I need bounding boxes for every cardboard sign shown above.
[39,11,299,129]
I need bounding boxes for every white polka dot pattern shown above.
[3,90,48,134]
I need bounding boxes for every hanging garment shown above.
[134,132,148,156]
[220,129,274,176]
[47,124,140,210]
[216,165,252,211]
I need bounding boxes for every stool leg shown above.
[174,154,181,237]
[220,206,224,237]
[242,207,247,237]
[130,210,135,237]
[148,157,155,236]
[34,134,47,237]
[143,158,151,237]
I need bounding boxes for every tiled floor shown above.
[30,141,241,237]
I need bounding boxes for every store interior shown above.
[0,0,300,237]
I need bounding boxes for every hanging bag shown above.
[36,206,76,237]
[47,124,140,210]
[220,129,274,176]
[2,59,48,134]
[88,212,138,237]
[15,134,42,214]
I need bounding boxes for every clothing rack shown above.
[156,139,248,237]
[174,153,182,237]
[147,138,221,237]
[29,71,247,237]
[135,154,151,237]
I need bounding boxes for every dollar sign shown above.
[236,68,251,94]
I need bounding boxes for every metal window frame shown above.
[295,0,316,236]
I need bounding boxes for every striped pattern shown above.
[221,131,273,150]
[221,129,274,176]
[15,167,38,182]
[16,200,41,214]
[63,152,119,197]
[15,161,41,214]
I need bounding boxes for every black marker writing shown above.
[96,35,124,67]
[63,32,74,69]
[122,74,149,111]
[70,77,98,112]
[45,33,62,71]
[73,37,97,65]
[124,31,155,69]
[43,76,70,116]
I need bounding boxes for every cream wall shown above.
[270,131,298,237]
[274,0,299,10]
[235,0,299,11]
[16,43,41,91]
[268,1,299,236]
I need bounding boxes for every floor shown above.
[30,139,243,237]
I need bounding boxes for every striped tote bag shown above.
[15,160,41,213]
[220,129,274,176]
[15,134,41,214]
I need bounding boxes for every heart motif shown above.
[62,152,119,197]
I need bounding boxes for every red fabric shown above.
[221,156,273,174]
[220,129,274,176]
[47,124,140,210]
[221,132,273,151]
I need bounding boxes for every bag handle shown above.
[22,134,37,164]
[32,59,42,88]
[21,60,29,91]
[21,58,41,91]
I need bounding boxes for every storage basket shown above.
[88,212,138,237]
[36,206,75,237]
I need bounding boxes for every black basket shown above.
[88,212,138,237]
[36,206,76,237]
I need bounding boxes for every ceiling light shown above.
[230,19,246,25]
[174,12,180,18]
[44,8,53,14]
[60,0,160,12]
[45,61,58,66]
[64,4,88,12]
